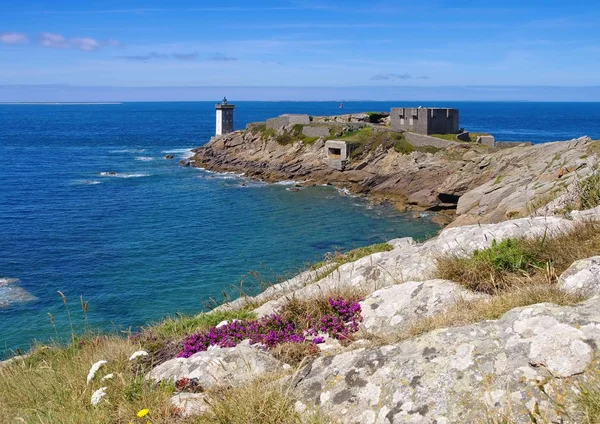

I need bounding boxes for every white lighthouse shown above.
[215,96,235,136]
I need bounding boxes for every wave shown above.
[135,156,154,161]
[99,172,150,178]
[72,180,101,185]
[274,180,301,186]
[336,187,356,197]
[109,149,146,153]
[161,148,194,159]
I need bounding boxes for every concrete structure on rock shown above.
[390,107,459,135]
[266,114,310,130]
[215,97,235,136]
[325,140,357,171]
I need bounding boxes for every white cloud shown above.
[40,32,69,48]
[0,32,29,45]
[71,37,100,51]
[39,32,118,51]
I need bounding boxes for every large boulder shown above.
[148,346,283,389]
[293,298,600,423]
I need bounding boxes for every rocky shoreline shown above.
[189,112,598,227]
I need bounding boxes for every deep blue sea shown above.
[1,101,600,357]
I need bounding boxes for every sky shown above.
[1,0,600,101]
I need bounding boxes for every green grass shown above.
[436,221,600,294]
[579,170,600,210]
[147,309,256,341]
[431,132,489,143]
[311,242,393,271]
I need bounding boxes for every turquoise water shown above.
[2,101,600,357]
[0,102,439,356]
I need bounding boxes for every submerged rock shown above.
[0,278,37,308]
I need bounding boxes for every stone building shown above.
[325,140,357,171]
[390,107,459,135]
[215,97,235,135]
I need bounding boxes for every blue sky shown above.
[1,0,600,101]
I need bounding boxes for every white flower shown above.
[86,360,107,385]
[90,387,107,406]
[128,350,149,361]
[100,373,114,382]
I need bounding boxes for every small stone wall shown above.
[266,114,310,130]
[302,126,331,138]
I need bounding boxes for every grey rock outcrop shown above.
[148,346,283,389]
[559,256,600,296]
[171,393,211,417]
[360,280,486,335]
[293,299,600,423]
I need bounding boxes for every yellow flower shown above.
[137,409,149,418]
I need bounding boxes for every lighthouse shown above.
[215,96,235,136]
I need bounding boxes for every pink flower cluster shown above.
[178,298,362,358]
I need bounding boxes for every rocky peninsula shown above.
[190,112,598,227]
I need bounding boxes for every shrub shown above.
[394,140,415,154]
[178,297,362,358]
[275,133,294,145]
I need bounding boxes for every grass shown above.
[310,242,393,271]
[137,309,255,365]
[404,285,584,341]
[579,170,600,210]
[0,335,187,424]
[431,132,489,143]
[195,374,330,424]
[436,221,600,294]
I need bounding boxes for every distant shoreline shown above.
[0,102,122,105]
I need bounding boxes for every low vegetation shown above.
[310,242,393,271]
[578,169,600,210]
[436,221,600,294]
[0,335,185,423]
[431,132,490,143]
[195,374,329,424]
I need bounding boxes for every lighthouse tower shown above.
[215,96,235,136]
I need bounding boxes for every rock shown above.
[360,280,487,335]
[171,392,211,417]
[165,154,174,159]
[180,159,191,167]
[559,256,600,295]
[148,346,283,389]
[571,205,600,221]
[293,299,600,423]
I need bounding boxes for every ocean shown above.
[1,101,600,357]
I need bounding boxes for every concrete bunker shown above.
[325,140,356,171]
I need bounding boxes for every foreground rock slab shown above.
[148,346,283,389]
[293,298,600,423]
[360,280,486,335]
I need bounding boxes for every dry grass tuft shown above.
[196,374,330,424]
[271,342,320,365]
[0,335,188,424]
[406,285,585,340]
[436,221,600,294]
